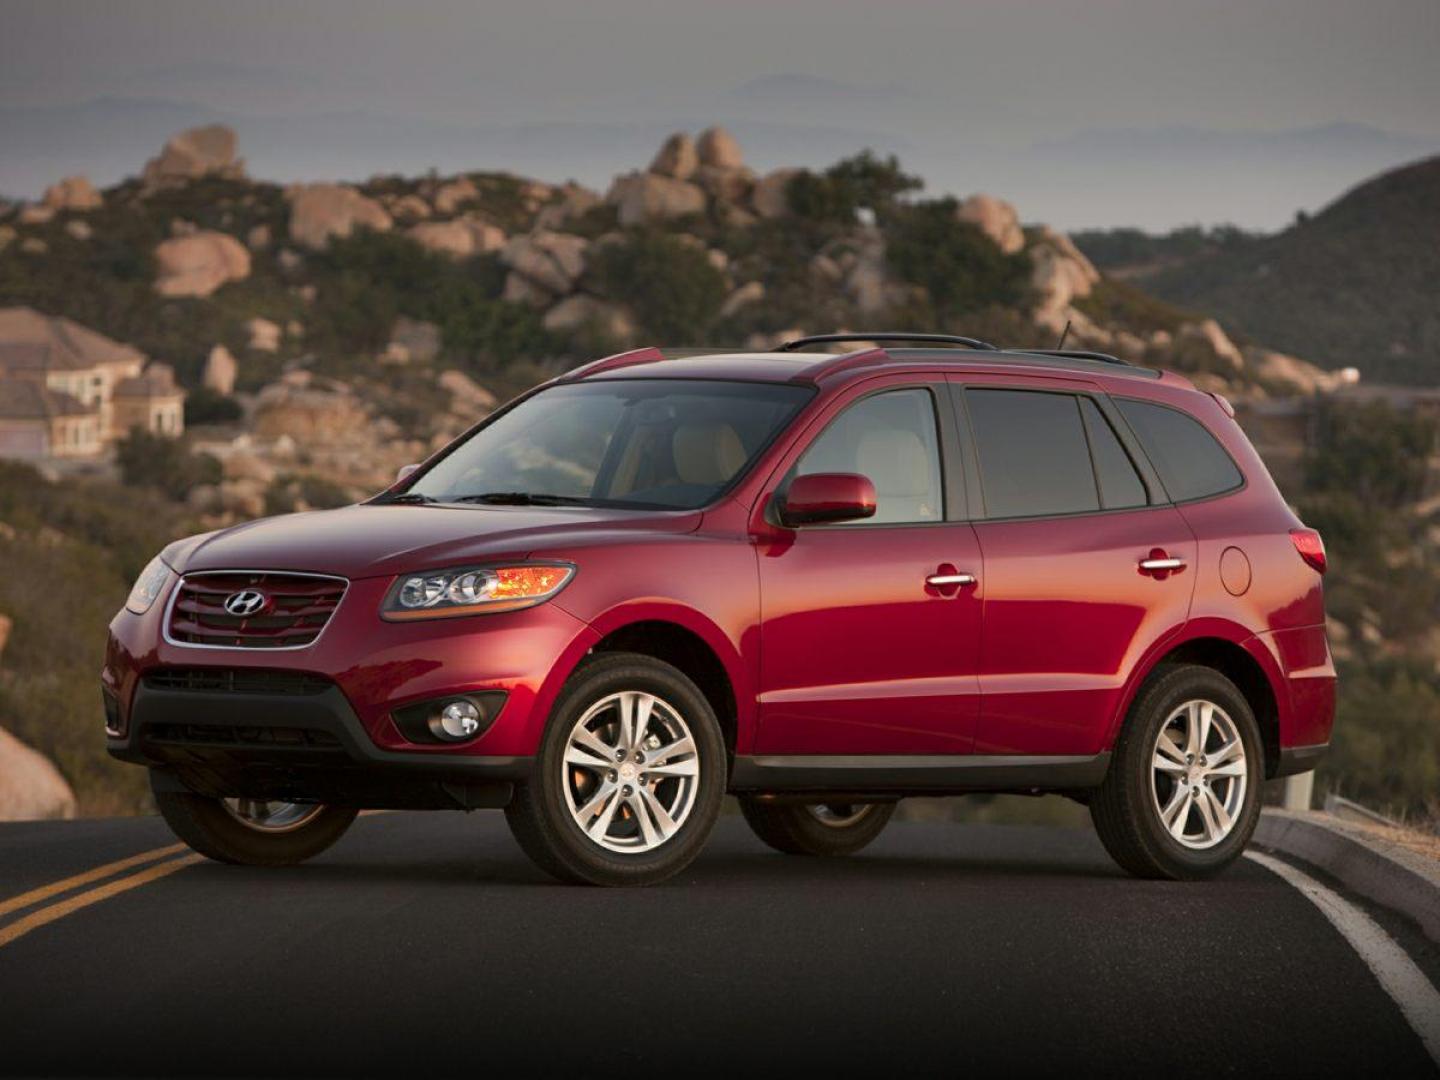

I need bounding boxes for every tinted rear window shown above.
[968,389,1098,517]
[1117,398,1243,502]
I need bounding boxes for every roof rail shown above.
[1012,348,1132,368]
[779,333,999,352]
[559,346,665,381]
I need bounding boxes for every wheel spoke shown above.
[639,785,679,841]
[1160,785,1191,838]
[1208,737,1243,767]
[1194,784,1222,843]
[629,792,660,847]
[564,727,615,769]
[1153,734,1188,775]
[1207,760,1246,778]
[1203,785,1233,835]
[585,787,623,840]
[1198,702,1217,754]
[645,757,699,779]
[576,778,618,822]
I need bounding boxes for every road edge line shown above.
[0,854,202,949]
[1246,850,1440,1067]
[1254,809,1440,943]
[0,842,187,921]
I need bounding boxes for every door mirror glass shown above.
[780,472,877,526]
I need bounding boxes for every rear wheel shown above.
[505,653,725,886]
[739,798,896,856]
[1090,664,1262,880]
[151,771,358,866]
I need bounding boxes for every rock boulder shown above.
[697,126,744,170]
[0,727,77,821]
[153,231,252,298]
[203,344,238,395]
[957,194,1025,255]
[649,133,699,180]
[42,175,103,212]
[606,173,706,226]
[287,184,392,251]
[142,125,243,189]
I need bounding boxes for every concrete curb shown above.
[1254,808,1440,943]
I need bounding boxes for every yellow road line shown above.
[0,854,202,949]
[0,842,187,920]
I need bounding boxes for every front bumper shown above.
[104,572,601,806]
[110,678,532,809]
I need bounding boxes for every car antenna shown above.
[1055,319,1072,351]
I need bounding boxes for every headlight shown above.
[125,556,173,615]
[381,563,575,620]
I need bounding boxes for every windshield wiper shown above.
[450,492,594,507]
[382,492,438,505]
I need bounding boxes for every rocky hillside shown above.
[3,122,1433,820]
[1120,154,1440,385]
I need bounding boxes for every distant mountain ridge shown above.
[1132,154,1440,384]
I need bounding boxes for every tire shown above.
[1090,664,1263,880]
[739,799,896,856]
[505,652,726,886]
[151,771,358,867]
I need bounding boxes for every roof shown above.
[114,363,183,399]
[0,379,96,421]
[568,345,1183,389]
[0,307,147,374]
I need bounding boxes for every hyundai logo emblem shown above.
[223,590,269,617]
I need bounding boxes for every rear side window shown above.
[1117,399,1243,502]
[1079,398,1147,510]
[967,389,1098,517]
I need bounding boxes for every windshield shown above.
[403,379,814,510]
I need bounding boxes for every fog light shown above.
[432,699,482,741]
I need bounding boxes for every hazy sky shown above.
[3,0,1439,229]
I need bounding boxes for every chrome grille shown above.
[166,571,347,649]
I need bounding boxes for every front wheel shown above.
[151,771,358,866]
[504,653,726,886]
[1090,664,1263,880]
[739,799,896,856]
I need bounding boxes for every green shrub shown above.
[885,199,1031,319]
[1304,400,1438,508]
[184,386,244,425]
[589,230,727,342]
[115,428,222,502]
[787,151,922,224]
[1321,660,1440,819]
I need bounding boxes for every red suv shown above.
[105,334,1334,885]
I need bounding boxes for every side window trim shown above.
[1082,394,1165,508]
[953,382,1175,522]
[778,383,952,529]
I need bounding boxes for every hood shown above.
[171,503,701,580]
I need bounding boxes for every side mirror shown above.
[395,463,420,484]
[779,472,877,527]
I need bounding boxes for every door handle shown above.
[1139,557,1186,572]
[926,572,977,587]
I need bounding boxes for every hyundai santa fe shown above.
[104,332,1334,886]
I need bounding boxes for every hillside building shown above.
[0,307,185,460]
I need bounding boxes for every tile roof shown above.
[0,379,96,421]
[0,307,147,373]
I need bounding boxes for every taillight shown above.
[1290,528,1326,574]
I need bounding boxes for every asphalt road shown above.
[0,811,1435,1078]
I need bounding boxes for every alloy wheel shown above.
[222,798,327,833]
[807,804,879,828]
[560,690,701,854]
[1149,699,1248,850]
